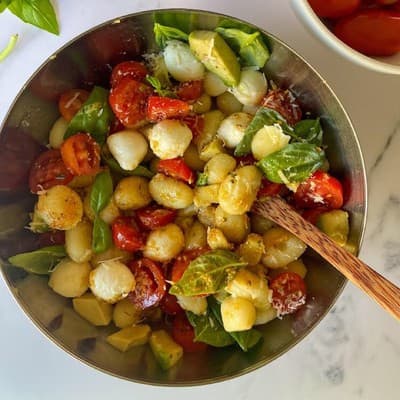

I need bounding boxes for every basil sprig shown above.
[146,76,175,98]
[292,118,323,146]
[8,245,66,275]
[90,170,113,253]
[154,22,188,48]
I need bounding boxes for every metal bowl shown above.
[0,9,367,386]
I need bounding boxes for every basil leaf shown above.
[234,107,293,156]
[146,75,175,98]
[292,118,323,146]
[186,311,235,347]
[0,1,11,13]
[154,23,188,49]
[8,245,66,275]
[90,170,113,214]
[0,34,18,62]
[64,86,113,145]
[8,0,59,35]
[143,52,171,88]
[257,143,326,184]
[208,297,262,351]
[92,216,112,254]
[169,250,247,296]
[101,147,154,178]
[215,27,269,68]
[196,172,208,186]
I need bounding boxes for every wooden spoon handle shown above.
[253,197,400,321]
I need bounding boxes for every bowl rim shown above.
[291,0,400,75]
[0,7,368,386]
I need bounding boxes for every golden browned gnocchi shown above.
[114,176,152,210]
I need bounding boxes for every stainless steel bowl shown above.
[0,9,367,386]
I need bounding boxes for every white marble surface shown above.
[0,1,399,399]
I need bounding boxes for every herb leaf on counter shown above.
[0,34,18,62]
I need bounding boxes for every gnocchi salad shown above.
[8,21,350,370]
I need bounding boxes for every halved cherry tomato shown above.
[38,230,65,247]
[58,89,90,122]
[128,258,166,309]
[170,248,209,283]
[294,170,344,210]
[110,61,148,88]
[160,292,184,315]
[146,96,190,122]
[60,133,101,176]
[334,9,400,56]
[136,206,177,230]
[375,0,398,5]
[29,149,74,193]
[172,313,208,353]
[157,158,196,184]
[257,178,285,198]
[109,77,152,128]
[301,207,328,225]
[308,0,361,18]
[261,89,302,125]
[109,118,125,134]
[270,272,307,316]
[180,114,204,138]
[176,80,203,102]
[111,216,145,252]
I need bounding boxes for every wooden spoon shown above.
[253,196,400,321]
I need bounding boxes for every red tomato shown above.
[180,114,204,138]
[176,80,203,101]
[109,118,125,134]
[58,89,90,122]
[261,89,302,125]
[170,248,209,283]
[301,207,328,225]
[128,258,166,309]
[257,178,285,198]
[172,313,208,353]
[334,9,400,56]
[375,0,398,5]
[270,272,307,316]
[136,206,177,230]
[111,216,145,252]
[60,133,101,176]
[38,230,65,247]
[110,61,148,87]
[29,149,74,193]
[0,128,43,192]
[146,96,190,122]
[308,0,361,18]
[294,170,344,210]
[156,158,196,184]
[109,77,152,128]
[235,154,257,166]
[159,292,183,315]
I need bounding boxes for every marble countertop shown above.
[1,1,399,399]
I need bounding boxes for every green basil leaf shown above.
[0,1,12,13]
[92,216,112,254]
[64,86,113,145]
[101,147,154,179]
[257,143,326,184]
[169,250,247,296]
[234,107,293,156]
[215,27,269,68]
[292,118,323,146]
[146,75,175,98]
[196,172,208,186]
[90,170,113,214]
[208,297,262,351]
[186,311,235,347]
[8,245,66,275]
[143,52,171,88]
[154,23,188,49]
[8,0,59,35]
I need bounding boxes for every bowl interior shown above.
[0,9,367,385]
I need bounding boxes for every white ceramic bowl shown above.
[291,0,400,75]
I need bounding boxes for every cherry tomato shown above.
[176,80,203,101]
[58,89,90,122]
[294,170,344,210]
[109,77,152,128]
[375,0,398,5]
[111,216,145,252]
[308,0,361,18]
[136,206,177,230]
[261,89,302,125]
[159,292,184,315]
[29,149,74,193]
[172,313,208,353]
[109,118,125,134]
[128,258,166,309]
[180,114,204,138]
[146,96,190,122]
[301,207,328,225]
[38,230,65,247]
[60,133,101,176]
[270,272,307,316]
[235,154,257,166]
[110,61,148,88]
[170,248,209,283]
[156,158,196,184]
[0,128,43,192]
[257,178,285,198]
[334,9,400,56]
